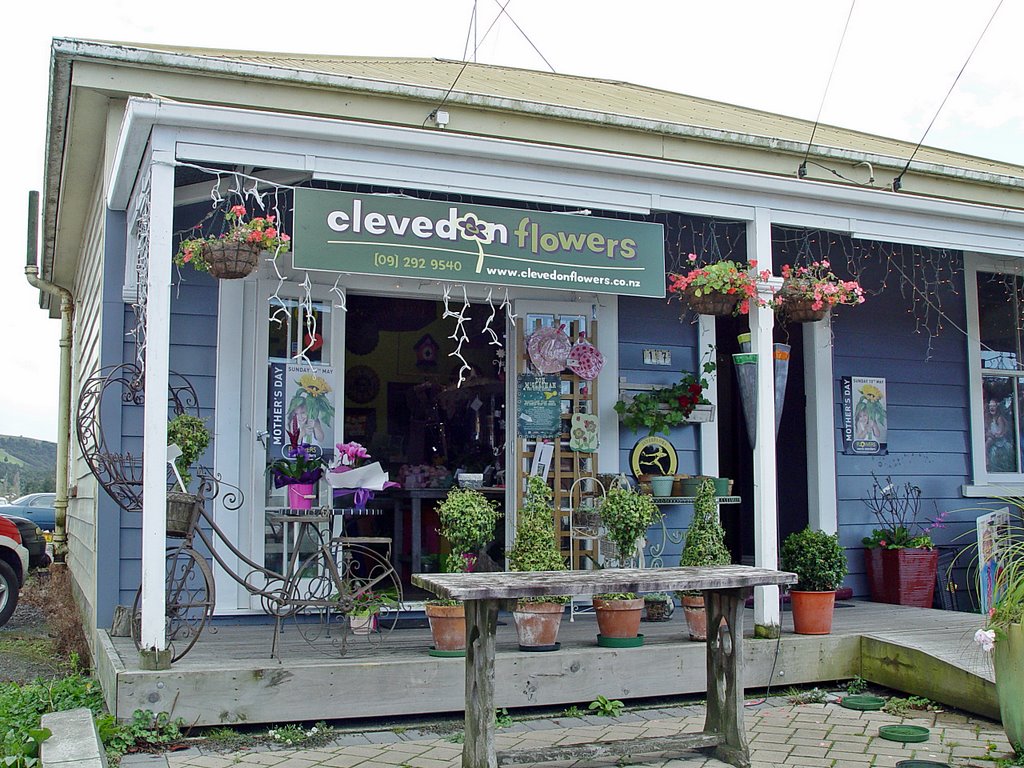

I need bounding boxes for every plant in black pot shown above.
[166,414,210,538]
[593,485,660,646]
[678,477,731,640]
[780,527,848,635]
[426,487,503,655]
[508,476,569,651]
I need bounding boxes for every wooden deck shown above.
[94,600,996,726]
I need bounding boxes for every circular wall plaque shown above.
[345,365,380,404]
[628,436,678,478]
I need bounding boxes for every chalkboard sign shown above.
[517,374,562,438]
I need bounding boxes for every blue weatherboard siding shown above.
[618,290,703,566]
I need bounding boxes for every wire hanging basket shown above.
[202,241,262,279]
[680,287,741,317]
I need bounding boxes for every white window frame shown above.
[964,252,1024,496]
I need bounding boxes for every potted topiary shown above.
[678,477,731,640]
[593,485,660,645]
[426,487,503,654]
[166,414,210,538]
[508,476,569,651]
[780,527,848,635]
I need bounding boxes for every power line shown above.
[800,0,857,179]
[490,0,556,73]
[892,0,1005,191]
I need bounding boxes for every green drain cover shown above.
[839,694,886,711]
[895,761,950,767]
[879,725,930,743]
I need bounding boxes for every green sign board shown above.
[517,374,562,438]
[292,188,665,297]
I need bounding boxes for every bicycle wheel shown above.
[132,545,216,662]
[282,539,403,656]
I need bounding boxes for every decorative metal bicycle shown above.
[77,363,403,662]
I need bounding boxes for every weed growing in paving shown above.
[845,676,868,694]
[446,732,465,744]
[495,709,513,728]
[97,710,185,759]
[588,695,624,717]
[266,721,330,747]
[881,695,939,716]
[786,687,827,705]
[561,706,584,718]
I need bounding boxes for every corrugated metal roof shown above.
[79,41,1024,180]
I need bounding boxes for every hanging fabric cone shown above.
[773,343,791,437]
[733,353,758,446]
[733,345,792,447]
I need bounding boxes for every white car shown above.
[0,515,29,627]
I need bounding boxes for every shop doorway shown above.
[717,318,809,563]
[341,294,508,600]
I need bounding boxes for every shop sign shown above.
[841,376,887,455]
[517,374,562,438]
[292,189,665,297]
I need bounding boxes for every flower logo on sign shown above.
[457,212,496,273]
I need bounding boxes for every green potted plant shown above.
[175,204,291,279]
[426,487,503,654]
[861,476,945,607]
[614,360,717,437]
[780,527,848,635]
[593,485,660,645]
[678,477,731,640]
[166,414,210,538]
[973,508,1024,754]
[667,255,768,316]
[347,586,399,635]
[508,476,569,651]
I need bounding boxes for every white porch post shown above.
[746,208,781,637]
[805,316,838,535]
[139,136,175,666]
[698,315,719,477]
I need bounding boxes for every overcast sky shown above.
[5,0,1021,443]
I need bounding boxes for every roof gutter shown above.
[41,40,75,301]
[52,38,1024,194]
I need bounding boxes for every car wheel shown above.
[0,559,18,628]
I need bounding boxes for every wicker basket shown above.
[202,240,261,279]
[166,492,201,538]
[644,597,674,622]
[782,296,827,323]
[680,287,741,317]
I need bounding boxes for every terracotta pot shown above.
[593,597,643,639]
[512,601,564,649]
[790,590,836,635]
[994,623,1024,747]
[425,603,466,651]
[864,547,939,607]
[681,594,708,640]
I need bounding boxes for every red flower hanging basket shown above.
[680,287,741,317]
[781,296,828,323]
[201,240,262,280]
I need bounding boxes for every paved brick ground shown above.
[122,697,1016,768]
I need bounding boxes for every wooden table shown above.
[412,565,797,768]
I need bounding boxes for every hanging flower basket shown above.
[202,241,262,280]
[679,287,742,317]
[780,294,828,323]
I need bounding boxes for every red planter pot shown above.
[790,590,836,635]
[863,547,939,607]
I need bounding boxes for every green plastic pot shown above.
[995,622,1024,748]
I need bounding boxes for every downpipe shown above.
[24,190,74,565]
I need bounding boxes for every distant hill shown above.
[0,435,56,497]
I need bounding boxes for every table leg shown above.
[392,499,403,572]
[411,497,422,574]
[463,598,499,768]
[703,587,750,768]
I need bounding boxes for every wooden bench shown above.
[412,565,797,768]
